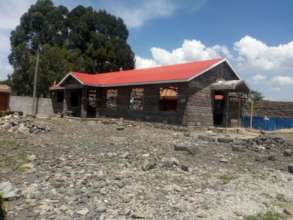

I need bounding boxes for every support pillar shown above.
[63,89,69,114]
[81,87,87,118]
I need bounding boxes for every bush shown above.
[243,211,285,220]
[0,193,5,220]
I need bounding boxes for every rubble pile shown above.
[233,135,293,152]
[0,113,50,134]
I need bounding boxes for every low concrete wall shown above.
[9,96,54,116]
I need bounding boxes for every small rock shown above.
[27,154,37,161]
[232,145,246,152]
[219,158,229,163]
[77,208,89,216]
[284,149,293,157]
[174,144,198,155]
[198,135,216,142]
[288,164,293,174]
[161,157,179,168]
[142,160,156,171]
[0,182,20,200]
[116,127,124,131]
[181,164,189,172]
[120,152,130,159]
[268,154,277,161]
[283,208,292,216]
[217,137,234,143]
[255,155,268,162]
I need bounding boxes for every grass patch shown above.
[219,174,235,185]
[243,210,286,220]
[0,137,29,172]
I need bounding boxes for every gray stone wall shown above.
[182,63,239,126]
[97,62,240,126]
[9,96,54,116]
[251,100,293,118]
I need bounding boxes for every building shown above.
[0,85,11,111]
[50,58,249,127]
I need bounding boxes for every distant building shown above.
[0,85,11,111]
[50,58,249,127]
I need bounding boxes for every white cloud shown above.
[234,35,293,71]
[252,74,267,81]
[252,74,267,83]
[135,39,228,68]
[135,56,159,69]
[271,75,293,86]
[99,0,207,28]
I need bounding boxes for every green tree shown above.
[9,0,135,97]
[250,90,264,102]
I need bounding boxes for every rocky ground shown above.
[0,115,293,220]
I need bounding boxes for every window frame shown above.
[129,88,144,111]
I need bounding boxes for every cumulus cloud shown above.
[271,75,293,86]
[234,35,293,71]
[252,74,267,82]
[135,39,229,68]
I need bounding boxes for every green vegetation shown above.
[9,0,135,97]
[0,138,29,172]
[219,174,235,185]
[250,90,264,102]
[0,193,5,220]
[243,211,285,220]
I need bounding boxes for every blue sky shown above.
[0,0,293,100]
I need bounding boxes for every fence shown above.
[242,116,293,131]
[9,96,54,116]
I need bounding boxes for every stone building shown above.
[50,58,249,127]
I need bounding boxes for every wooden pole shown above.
[32,46,40,116]
[250,96,254,129]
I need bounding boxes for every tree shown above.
[9,0,135,97]
[250,90,264,102]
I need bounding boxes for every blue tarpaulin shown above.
[242,116,293,131]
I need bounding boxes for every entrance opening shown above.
[87,89,96,118]
[213,91,225,126]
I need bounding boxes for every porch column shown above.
[96,88,100,117]
[63,89,69,114]
[81,87,87,118]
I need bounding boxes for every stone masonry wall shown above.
[252,100,293,118]
[98,62,240,126]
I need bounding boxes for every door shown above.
[87,89,96,118]
[213,92,225,126]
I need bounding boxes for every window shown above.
[88,89,96,108]
[70,91,79,107]
[129,88,144,111]
[57,92,64,103]
[159,87,178,112]
[106,89,118,109]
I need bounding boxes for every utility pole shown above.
[32,46,40,116]
[250,93,255,129]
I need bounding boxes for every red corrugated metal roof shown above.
[58,58,225,88]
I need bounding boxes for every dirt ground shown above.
[1,117,293,220]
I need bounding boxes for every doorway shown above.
[213,91,225,126]
[87,89,97,118]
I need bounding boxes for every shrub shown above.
[243,210,285,220]
[0,193,5,220]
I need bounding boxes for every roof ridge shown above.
[72,58,224,76]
